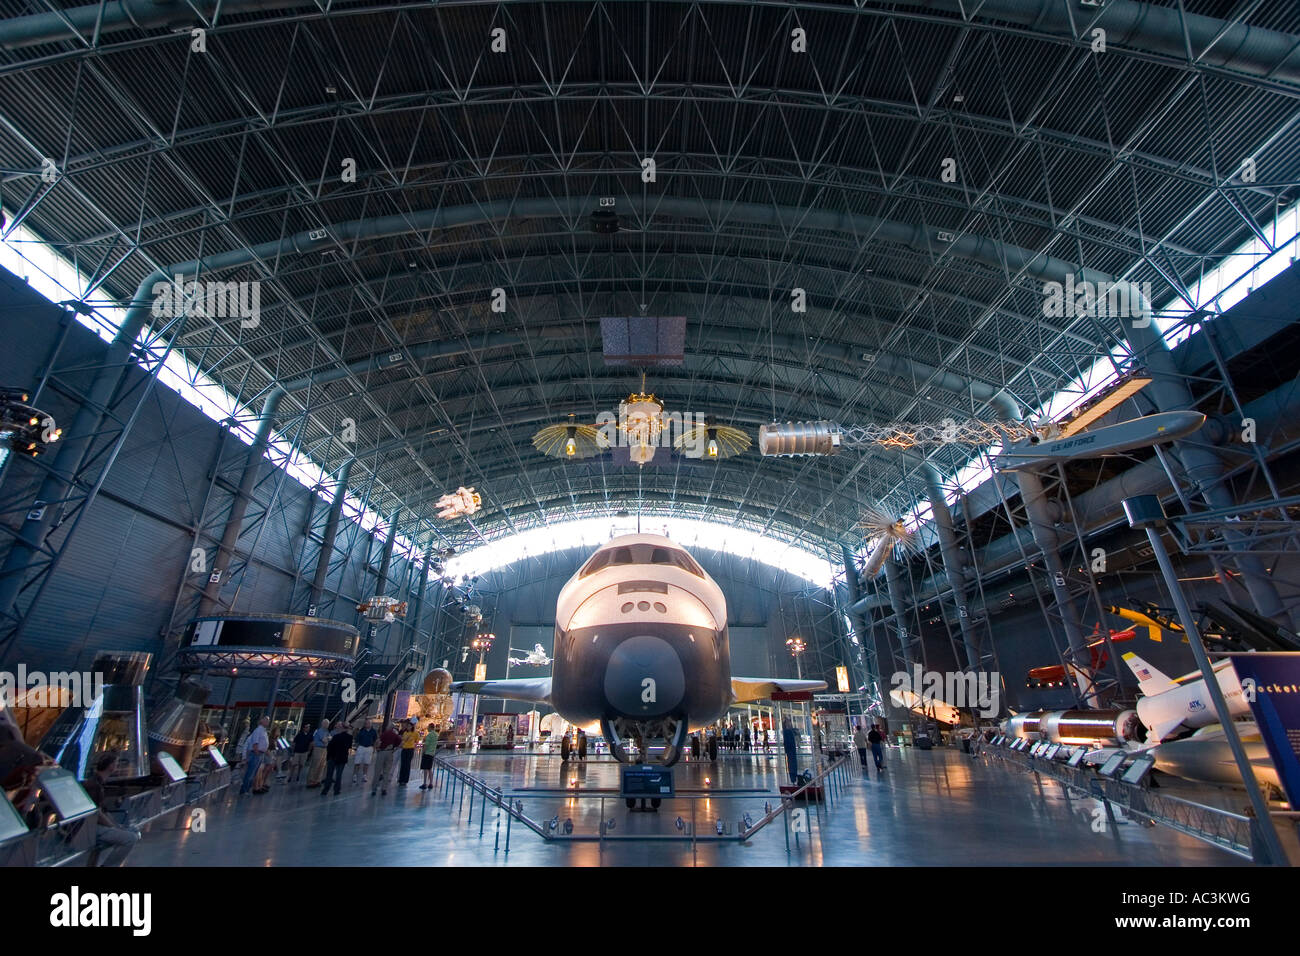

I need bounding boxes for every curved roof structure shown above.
[2,0,1297,559]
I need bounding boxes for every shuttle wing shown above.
[730,677,828,704]
[449,677,553,704]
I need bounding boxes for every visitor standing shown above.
[397,720,418,786]
[289,725,312,782]
[239,716,270,795]
[320,721,353,796]
[781,718,799,785]
[419,723,439,790]
[352,722,377,784]
[305,719,330,788]
[371,721,401,795]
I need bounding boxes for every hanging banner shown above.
[1225,653,1300,807]
[835,666,850,693]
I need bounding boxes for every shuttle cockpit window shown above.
[579,550,611,578]
[581,543,703,578]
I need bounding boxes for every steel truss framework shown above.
[0,1,1297,692]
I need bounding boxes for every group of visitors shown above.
[239,715,452,798]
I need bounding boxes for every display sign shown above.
[1224,653,1300,807]
[206,745,228,769]
[0,793,29,843]
[473,663,487,682]
[155,752,187,783]
[835,666,850,693]
[621,765,674,798]
[1098,752,1127,778]
[1066,748,1086,768]
[1120,755,1156,785]
[37,768,97,822]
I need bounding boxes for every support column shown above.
[307,458,354,616]
[922,464,982,674]
[196,389,287,617]
[1015,469,1096,706]
[407,547,433,655]
[883,556,917,675]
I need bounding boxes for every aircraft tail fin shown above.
[1121,652,1179,695]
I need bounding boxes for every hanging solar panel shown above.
[601,316,686,366]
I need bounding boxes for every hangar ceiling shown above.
[1,0,1298,559]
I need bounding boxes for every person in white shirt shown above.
[239,715,270,795]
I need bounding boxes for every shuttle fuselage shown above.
[550,534,731,756]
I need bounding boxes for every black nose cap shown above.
[603,634,685,717]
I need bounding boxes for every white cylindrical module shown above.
[758,420,840,456]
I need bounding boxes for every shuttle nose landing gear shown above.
[602,716,688,767]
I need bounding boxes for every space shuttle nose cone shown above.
[604,635,685,717]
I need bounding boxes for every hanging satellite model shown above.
[857,505,919,578]
[435,486,481,519]
[533,413,610,460]
[357,596,407,623]
[674,414,750,460]
[620,381,665,465]
[508,643,553,667]
[531,374,749,465]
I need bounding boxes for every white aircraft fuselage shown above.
[550,534,731,756]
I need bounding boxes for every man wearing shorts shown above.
[352,722,377,783]
[419,723,439,789]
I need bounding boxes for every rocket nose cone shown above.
[604,634,685,718]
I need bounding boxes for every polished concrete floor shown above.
[125,745,1256,866]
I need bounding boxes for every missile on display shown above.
[451,533,826,765]
[994,410,1205,472]
[1145,722,1282,795]
[1002,708,1141,745]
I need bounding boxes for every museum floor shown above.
[123,745,1265,866]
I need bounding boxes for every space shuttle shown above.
[1121,651,1249,742]
[451,533,826,765]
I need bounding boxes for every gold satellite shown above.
[674,414,751,460]
[532,413,611,460]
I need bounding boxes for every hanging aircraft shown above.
[450,533,826,765]
[1024,625,1137,690]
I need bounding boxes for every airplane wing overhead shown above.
[449,677,552,704]
[730,677,828,703]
